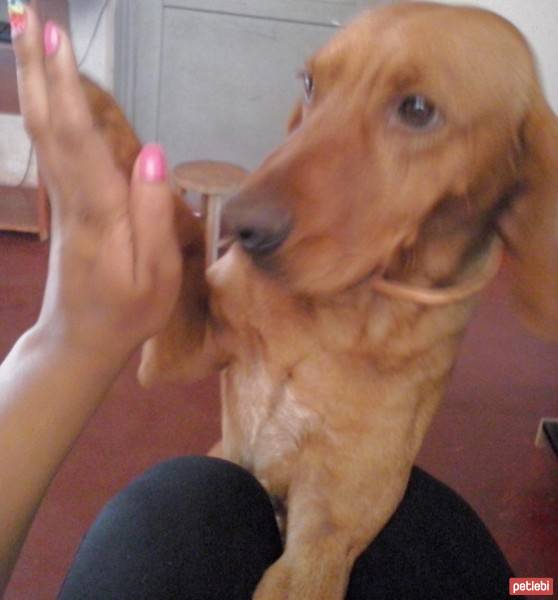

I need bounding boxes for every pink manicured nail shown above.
[44,21,61,56]
[139,144,168,183]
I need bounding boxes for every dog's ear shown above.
[138,196,212,386]
[501,93,558,340]
[286,100,304,133]
[80,75,142,178]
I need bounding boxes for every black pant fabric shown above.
[58,457,517,600]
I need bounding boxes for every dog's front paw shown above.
[252,552,347,600]
[252,558,291,600]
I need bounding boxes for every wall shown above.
[125,0,378,169]
[439,0,558,112]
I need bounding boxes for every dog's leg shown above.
[253,435,412,600]
[207,439,223,457]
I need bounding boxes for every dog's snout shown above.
[223,195,291,257]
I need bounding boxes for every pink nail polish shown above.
[139,144,168,183]
[8,0,29,39]
[44,21,61,56]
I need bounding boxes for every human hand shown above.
[11,3,181,364]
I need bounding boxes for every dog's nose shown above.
[236,225,287,254]
[222,196,291,256]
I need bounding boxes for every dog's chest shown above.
[222,358,319,479]
[207,249,322,485]
[206,247,473,495]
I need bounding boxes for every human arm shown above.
[0,5,180,590]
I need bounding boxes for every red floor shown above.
[1,231,557,599]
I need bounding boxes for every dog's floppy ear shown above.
[138,196,213,386]
[502,93,558,340]
[287,100,304,133]
[80,75,142,178]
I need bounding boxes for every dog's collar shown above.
[370,238,504,306]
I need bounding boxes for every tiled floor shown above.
[1,231,557,599]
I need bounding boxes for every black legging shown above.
[58,457,518,599]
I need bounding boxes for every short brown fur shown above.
[83,3,558,598]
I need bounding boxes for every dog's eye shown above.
[301,71,314,103]
[397,95,439,129]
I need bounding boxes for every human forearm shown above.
[0,326,129,590]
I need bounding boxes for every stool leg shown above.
[205,194,222,266]
[37,176,50,241]
[201,193,210,221]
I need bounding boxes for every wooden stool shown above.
[37,177,50,241]
[0,177,50,241]
[173,160,249,265]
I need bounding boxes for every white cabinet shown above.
[115,0,386,170]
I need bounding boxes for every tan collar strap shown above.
[370,238,504,306]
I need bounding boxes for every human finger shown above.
[42,21,94,148]
[9,0,50,143]
[40,21,131,220]
[130,145,181,291]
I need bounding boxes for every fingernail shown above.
[139,144,168,183]
[44,21,61,56]
[8,0,30,39]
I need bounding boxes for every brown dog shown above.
[84,3,558,598]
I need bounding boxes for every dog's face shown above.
[136,2,558,389]
[223,2,552,298]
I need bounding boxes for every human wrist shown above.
[22,322,133,383]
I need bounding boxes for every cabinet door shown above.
[159,9,336,170]
[117,0,387,170]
